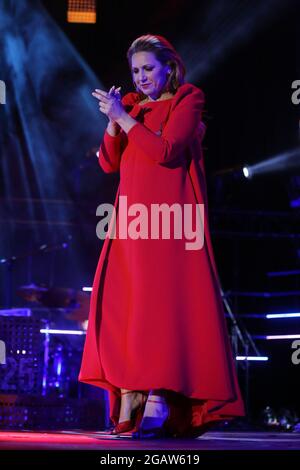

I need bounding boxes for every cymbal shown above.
[17,285,90,320]
[18,283,48,293]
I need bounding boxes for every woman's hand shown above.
[109,85,121,102]
[92,85,137,134]
[92,85,125,122]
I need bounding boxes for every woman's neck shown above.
[140,91,174,104]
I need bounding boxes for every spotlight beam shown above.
[246,148,300,177]
[214,147,300,180]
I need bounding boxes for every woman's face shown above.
[131,51,170,100]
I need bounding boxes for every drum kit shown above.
[17,283,90,322]
[1,283,91,398]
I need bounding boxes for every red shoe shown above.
[111,391,147,435]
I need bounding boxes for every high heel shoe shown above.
[132,396,173,439]
[111,391,147,435]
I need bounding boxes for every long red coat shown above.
[79,83,245,434]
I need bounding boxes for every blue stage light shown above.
[266,313,300,319]
[236,356,268,361]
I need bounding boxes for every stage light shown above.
[40,329,86,335]
[266,334,300,340]
[247,147,300,177]
[267,269,300,277]
[288,174,300,209]
[216,147,300,183]
[290,198,300,208]
[82,286,92,292]
[56,360,62,376]
[213,164,248,180]
[266,313,300,319]
[242,166,251,179]
[236,356,268,361]
[67,0,96,24]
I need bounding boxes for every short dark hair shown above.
[126,34,186,96]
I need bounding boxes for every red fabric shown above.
[79,83,245,435]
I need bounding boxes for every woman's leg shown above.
[138,389,169,429]
[118,388,147,423]
[111,388,148,434]
[134,389,194,438]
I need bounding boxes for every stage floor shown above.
[0,430,299,450]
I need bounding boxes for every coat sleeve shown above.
[98,92,138,173]
[126,85,205,164]
[98,130,123,173]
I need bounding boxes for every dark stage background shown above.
[0,0,299,429]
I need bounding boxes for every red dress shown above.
[79,83,245,435]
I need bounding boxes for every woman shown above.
[79,34,244,438]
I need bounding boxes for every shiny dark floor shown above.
[0,430,299,450]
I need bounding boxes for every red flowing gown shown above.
[79,83,245,435]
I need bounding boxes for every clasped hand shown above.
[92,85,124,121]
